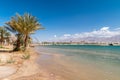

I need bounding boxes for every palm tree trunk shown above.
[13,34,21,51]
[7,36,9,45]
[24,35,28,51]
[13,39,20,51]
[1,32,3,46]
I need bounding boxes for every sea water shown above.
[36,45,120,80]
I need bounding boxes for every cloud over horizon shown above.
[51,27,120,42]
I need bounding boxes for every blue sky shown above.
[0,0,120,41]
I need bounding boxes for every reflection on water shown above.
[35,45,120,80]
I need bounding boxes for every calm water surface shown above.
[35,45,120,80]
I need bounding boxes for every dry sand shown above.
[0,46,41,80]
[0,48,58,80]
[0,66,16,79]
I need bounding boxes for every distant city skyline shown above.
[0,0,120,41]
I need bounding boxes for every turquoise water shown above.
[36,45,120,80]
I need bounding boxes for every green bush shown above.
[0,46,3,48]
[7,58,15,64]
[21,53,30,60]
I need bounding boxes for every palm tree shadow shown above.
[0,50,13,53]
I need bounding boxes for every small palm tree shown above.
[6,13,44,51]
[5,32,11,45]
[0,27,8,46]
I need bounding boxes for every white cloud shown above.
[54,35,57,38]
[63,34,71,37]
[100,27,109,31]
[52,27,120,42]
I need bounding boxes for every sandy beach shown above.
[0,47,37,80]
[0,47,60,80]
[8,48,66,80]
[4,48,40,80]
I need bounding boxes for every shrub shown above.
[7,57,15,64]
[21,53,30,60]
[0,46,3,48]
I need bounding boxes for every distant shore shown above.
[33,42,120,46]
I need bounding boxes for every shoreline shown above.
[7,47,66,80]
[4,47,60,80]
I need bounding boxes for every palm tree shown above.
[5,16,24,51]
[6,13,44,51]
[0,27,8,46]
[5,32,11,45]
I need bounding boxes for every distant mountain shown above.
[52,27,120,43]
[57,35,120,43]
